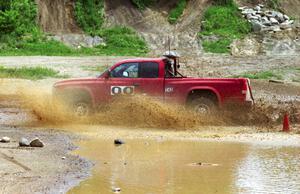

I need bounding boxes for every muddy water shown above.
[68,138,300,194]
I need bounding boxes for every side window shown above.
[111,63,138,78]
[139,62,159,78]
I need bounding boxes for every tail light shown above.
[242,79,254,103]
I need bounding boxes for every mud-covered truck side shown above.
[53,55,254,116]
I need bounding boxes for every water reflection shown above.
[69,139,247,194]
[69,139,300,194]
[235,146,300,194]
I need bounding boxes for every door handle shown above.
[133,83,140,87]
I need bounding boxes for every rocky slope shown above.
[36,0,300,56]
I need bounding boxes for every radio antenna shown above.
[168,36,171,53]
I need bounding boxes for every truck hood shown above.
[53,77,99,87]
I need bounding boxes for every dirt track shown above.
[0,55,300,79]
[0,56,300,193]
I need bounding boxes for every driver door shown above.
[106,61,164,100]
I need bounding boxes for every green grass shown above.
[0,40,74,56]
[81,65,108,73]
[202,39,231,53]
[168,0,187,24]
[234,71,283,80]
[0,27,148,56]
[199,4,251,53]
[0,66,68,80]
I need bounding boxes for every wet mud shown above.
[0,79,299,130]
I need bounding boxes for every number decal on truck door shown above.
[111,86,134,95]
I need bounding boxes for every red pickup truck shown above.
[53,53,254,116]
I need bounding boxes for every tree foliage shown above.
[0,1,11,11]
[0,0,38,42]
[75,0,104,35]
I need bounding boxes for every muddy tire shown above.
[72,100,91,117]
[189,97,216,115]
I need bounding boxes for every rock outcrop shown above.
[239,4,295,33]
[50,34,105,48]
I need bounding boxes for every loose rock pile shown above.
[239,4,294,32]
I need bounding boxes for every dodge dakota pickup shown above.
[53,52,254,116]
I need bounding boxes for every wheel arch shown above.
[55,87,95,108]
[186,87,221,107]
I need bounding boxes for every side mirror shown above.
[123,71,129,77]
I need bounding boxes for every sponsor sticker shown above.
[111,86,135,95]
[165,87,174,93]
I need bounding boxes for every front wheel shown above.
[72,101,91,117]
[188,97,217,115]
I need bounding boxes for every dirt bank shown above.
[36,0,81,34]
[105,0,209,55]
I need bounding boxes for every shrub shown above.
[168,0,187,24]
[0,1,11,11]
[75,0,104,35]
[0,0,37,36]
[95,26,148,55]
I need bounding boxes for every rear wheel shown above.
[189,97,216,115]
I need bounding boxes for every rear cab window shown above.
[139,62,159,78]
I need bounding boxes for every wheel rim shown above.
[74,102,89,117]
[194,104,211,114]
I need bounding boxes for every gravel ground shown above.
[0,126,92,194]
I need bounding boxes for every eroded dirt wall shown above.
[104,0,210,56]
[36,0,81,34]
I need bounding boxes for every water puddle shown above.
[68,138,300,194]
